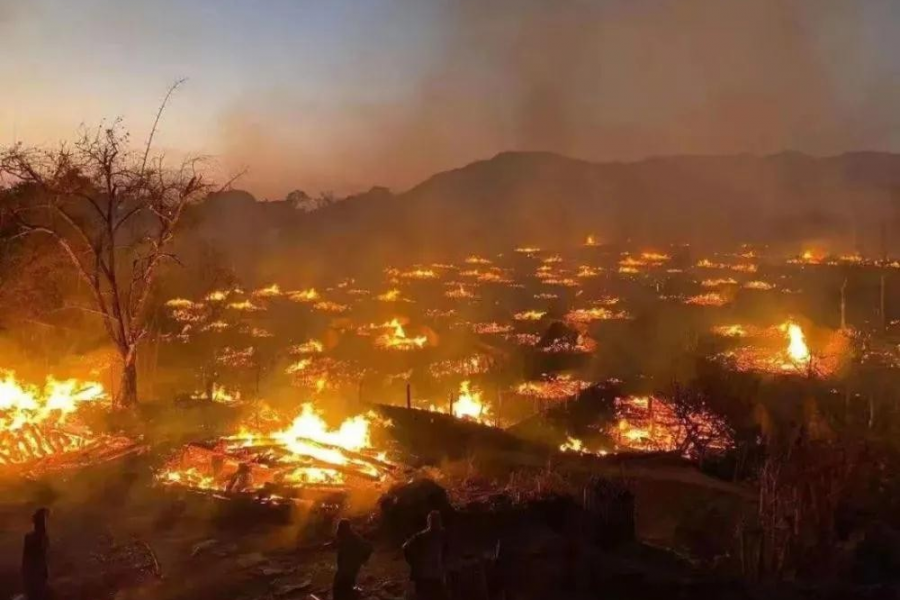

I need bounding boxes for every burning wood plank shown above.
[157,403,397,499]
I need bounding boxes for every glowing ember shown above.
[205,290,230,302]
[541,334,597,354]
[576,265,600,278]
[285,357,358,392]
[471,322,514,335]
[515,375,590,400]
[165,298,198,309]
[700,278,738,288]
[445,285,477,299]
[191,383,241,405]
[377,289,403,302]
[684,292,728,307]
[514,310,547,321]
[399,268,439,280]
[291,339,325,354]
[428,354,493,379]
[744,280,775,290]
[713,324,751,338]
[559,437,608,456]
[288,288,320,302]
[612,395,731,457]
[465,255,492,265]
[228,299,262,311]
[253,284,283,298]
[313,301,349,313]
[583,235,599,247]
[789,250,824,265]
[565,307,628,324]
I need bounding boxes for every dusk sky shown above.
[3,0,900,197]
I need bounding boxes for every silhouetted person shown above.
[332,519,373,600]
[403,510,448,600]
[22,508,49,600]
[226,463,253,493]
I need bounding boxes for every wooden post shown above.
[840,278,848,330]
[869,394,875,430]
[881,274,886,331]
[406,382,412,409]
[449,391,455,416]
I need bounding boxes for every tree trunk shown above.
[117,353,139,408]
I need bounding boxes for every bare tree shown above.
[0,84,220,408]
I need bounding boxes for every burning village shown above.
[4,3,900,600]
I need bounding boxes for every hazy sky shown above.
[2,0,900,197]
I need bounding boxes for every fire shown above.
[313,301,349,313]
[584,235,599,247]
[375,319,428,350]
[428,354,493,378]
[565,307,628,324]
[465,255,492,265]
[685,292,728,307]
[291,339,325,354]
[253,284,282,298]
[205,290,229,302]
[446,285,477,299]
[0,372,106,432]
[744,280,775,290]
[611,395,731,457]
[713,324,750,338]
[515,375,590,400]
[719,321,823,375]
[165,298,198,309]
[701,278,737,288]
[158,403,393,494]
[288,288,320,302]
[400,268,438,280]
[559,436,608,456]
[576,265,600,278]
[191,383,240,405]
[228,299,262,311]
[450,381,490,423]
[471,322,514,335]
[377,289,403,302]
[514,310,546,321]
[0,372,127,470]
[781,322,811,366]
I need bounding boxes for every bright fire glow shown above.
[375,319,428,350]
[0,372,117,469]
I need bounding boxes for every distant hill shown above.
[178,151,900,283]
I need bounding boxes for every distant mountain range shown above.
[180,151,900,282]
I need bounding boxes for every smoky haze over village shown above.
[3,2,900,600]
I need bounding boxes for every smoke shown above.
[217,0,896,198]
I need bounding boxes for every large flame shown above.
[158,403,392,493]
[782,322,811,365]
[1,371,113,469]
[428,381,491,424]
